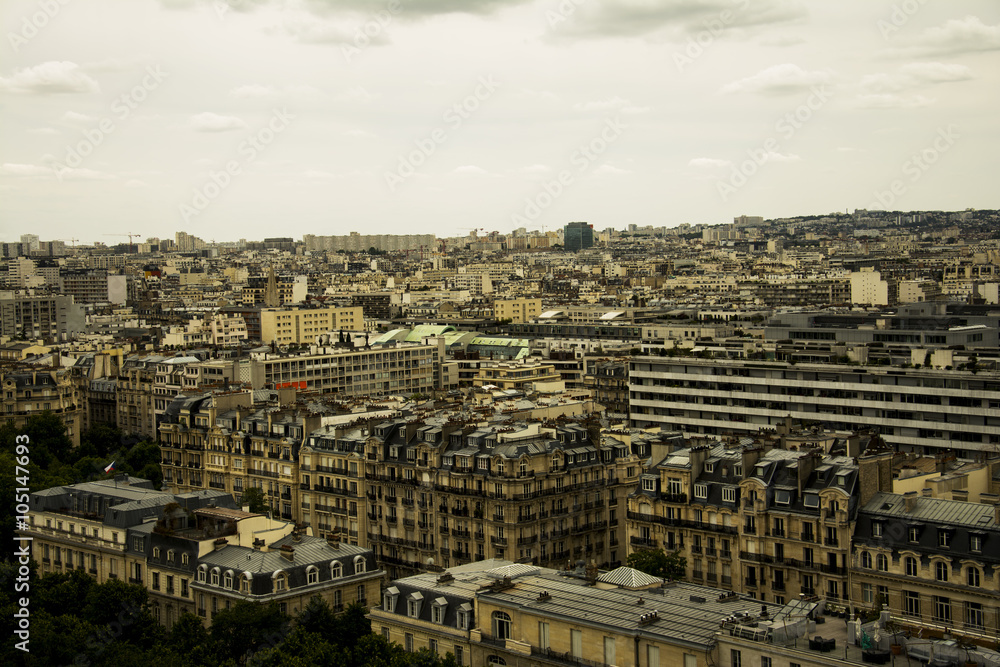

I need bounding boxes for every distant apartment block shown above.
[629,357,1000,455]
[564,221,594,252]
[302,233,435,253]
[260,305,364,345]
[0,294,85,341]
[493,298,542,324]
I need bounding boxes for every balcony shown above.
[744,578,758,588]
[661,492,687,504]
[490,536,508,547]
[772,581,786,591]
[630,536,657,548]
[825,537,839,547]
[800,532,815,543]
[691,545,702,554]
[516,535,537,546]
[721,575,732,586]
[770,528,785,538]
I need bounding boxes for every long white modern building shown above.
[629,357,1000,455]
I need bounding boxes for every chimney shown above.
[214,537,229,551]
[903,491,918,513]
[689,445,710,481]
[796,451,821,496]
[921,487,932,498]
[280,544,294,562]
[326,533,341,550]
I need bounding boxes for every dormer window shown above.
[211,568,220,586]
[354,555,366,574]
[408,592,424,618]
[704,462,714,473]
[694,483,708,499]
[383,587,399,613]
[642,478,655,492]
[431,597,448,624]
[224,571,233,588]
[331,561,343,579]
[197,565,207,582]
[273,572,287,592]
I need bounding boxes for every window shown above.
[604,637,615,665]
[934,596,951,623]
[152,572,160,591]
[876,554,888,571]
[274,573,286,592]
[761,658,772,667]
[132,537,144,552]
[966,602,984,630]
[492,611,511,640]
[182,553,189,565]
[570,629,582,658]
[908,526,919,542]
[241,574,251,594]
[331,562,343,578]
[454,646,463,666]
[860,551,872,569]
[872,522,883,537]
[457,605,471,630]
[904,556,918,576]
[224,571,233,588]
[722,487,736,502]
[967,567,981,588]
[730,649,742,667]
[646,645,660,667]
[408,594,423,618]
[538,621,550,649]
[307,566,318,585]
[405,633,413,652]
[211,569,220,586]
[152,547,160,559]
[642,478,655,492]
[429,639,438,655]
[904,591,919,617]
[938,530,951,548]
[970,535,982,552]
[487,657,506,667]
[694,484,707,499]
[167,550,175,563]
[935,561,948,582]
[862,583,873,604]
[354,555,366,574]
[431,598,446,624]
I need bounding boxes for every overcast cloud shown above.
[1,0,997,242]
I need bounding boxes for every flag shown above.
[104,461,115,474]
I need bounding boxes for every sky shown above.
[1,0,998,243]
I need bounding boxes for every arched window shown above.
[307,566,319,585]
[876,554,888,571]
[354,555,366,574]
[935,561,949,582]
[492,611,512,640]
[224,571,233,589]
[211,568,220,585]
[487,656,507,666]
[860,552,872,569]
[273,572,287,592]
[905,557,918,576]
[241,573,252,594]
[519,459,528,477]
[331,561,343,579]
[551,454,560,470]
[967,567,981,587]
[197,565,207,582]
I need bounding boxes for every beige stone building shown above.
[1,367,82,447]
[493,298,542,324]
[260,305,364,345]
[371,559,783,667]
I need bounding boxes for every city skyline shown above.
[2,0,998,241]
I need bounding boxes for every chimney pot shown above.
[903,490,918,512]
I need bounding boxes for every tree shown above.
[627,548,687,580]
[240,487,268,514]
[209,600,289,665]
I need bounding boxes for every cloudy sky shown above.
[1,0,998,243]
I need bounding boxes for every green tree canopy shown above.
[626,548,687,580]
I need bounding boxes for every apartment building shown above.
[493,298,542,324]
[1,368,82,447]
[852,490,1000,645]
[629,357,1000,455]
[117,355,161,439]
[0,294,85,341]
[371,559,782,667]
[247,342,439,397]
[20,475,382,628]
[259,305,364,345]
[472,360,562,391]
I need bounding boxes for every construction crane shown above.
[103,233,141,252]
